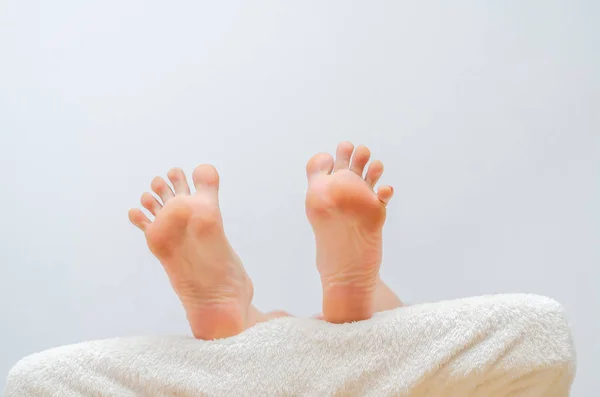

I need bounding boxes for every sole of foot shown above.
[129,165,255,340]
[306,142,394,323]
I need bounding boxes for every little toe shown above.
[350,145,371,176]
[192,164,220,193]
[128,208,151,231]
[365,160,384,188]
[334,141,355,171]
[377,185,394,205]
[167,167,191,195]
[141,192,162,215]
[306,153,334,178]
[151,176,175,203]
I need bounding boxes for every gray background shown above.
[1,0,598,394]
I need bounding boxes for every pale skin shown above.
[129,142,403,340]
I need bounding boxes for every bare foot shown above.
[306,142,394,323]
[129,165,266,340]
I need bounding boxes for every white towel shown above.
[4,294,575,396]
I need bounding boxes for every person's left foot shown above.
[305,142,394,324]
[129,165,260,340]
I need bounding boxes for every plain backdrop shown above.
[1,0,598,394]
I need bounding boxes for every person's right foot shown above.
[306,142,394,323]
[129,165,257,340]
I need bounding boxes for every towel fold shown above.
[4,294,575,396]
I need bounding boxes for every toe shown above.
[167,167,191,195]
[141,192,162,215]
[377,185,394,205]
[128,208,151,231]
[365,160,384,188]
[306,153,334,178]
[151,176,175,204]
[192,164,220,193]
[350,145,371,176]
[334,141,354,171]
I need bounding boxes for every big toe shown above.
[306,153,334,178]
[192,164,220,193]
